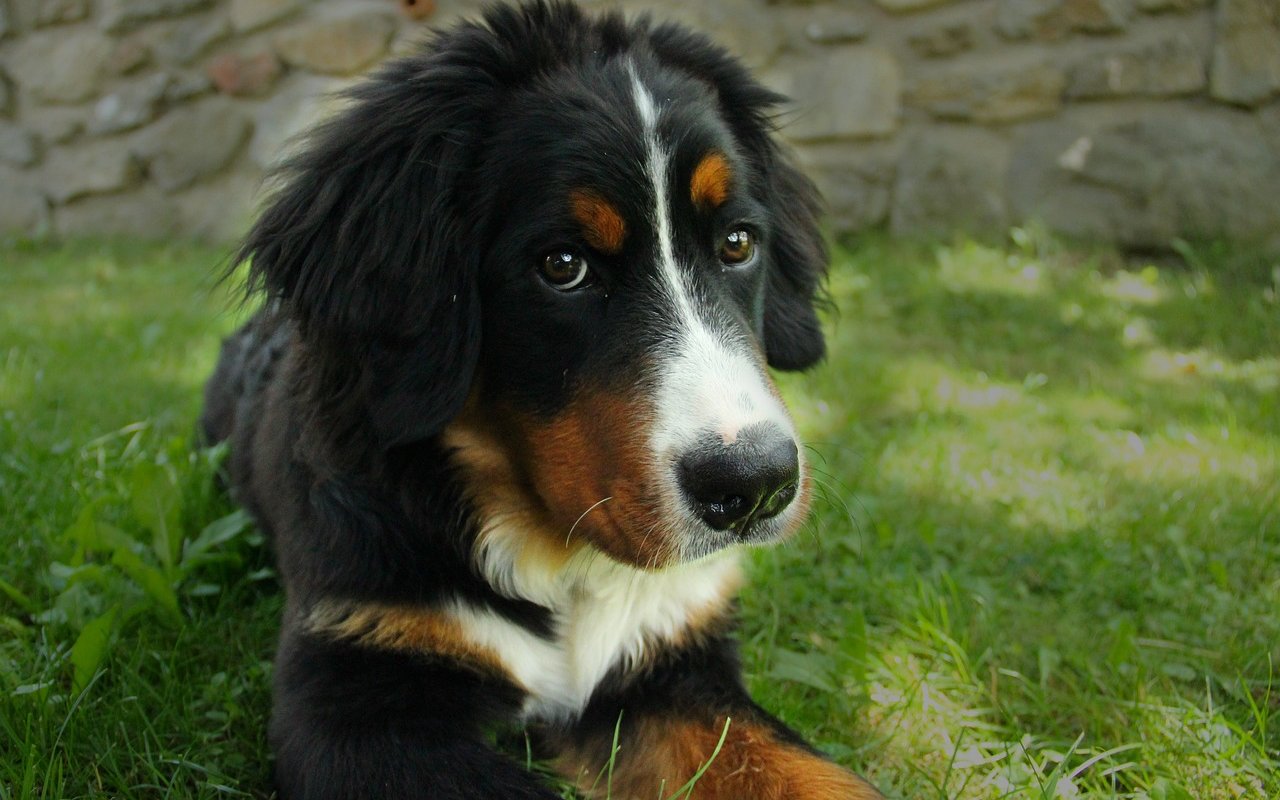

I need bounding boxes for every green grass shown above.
[1,234,1277,798]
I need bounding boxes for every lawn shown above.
[0,234,1276,798]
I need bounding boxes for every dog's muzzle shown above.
[677,423,800,536]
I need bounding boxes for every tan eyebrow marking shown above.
[690,152,732,210]
[570,189,628,255]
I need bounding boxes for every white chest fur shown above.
[452,548,742,722]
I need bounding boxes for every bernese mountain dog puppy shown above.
[201,1,883,797]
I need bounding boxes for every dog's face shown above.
[239,2,827,570]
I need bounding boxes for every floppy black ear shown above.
[646,23,829,371]
[236,33,502,450]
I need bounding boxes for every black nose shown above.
[678,425,800,533]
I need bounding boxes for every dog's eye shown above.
[541,251,591,291]
[719,230,757,266]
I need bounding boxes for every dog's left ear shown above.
[649,24,829,372]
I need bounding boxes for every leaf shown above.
[1148,778,1194,800]
[767,649,839,694]
[129,461,182,572]
[70,606,121,693]
[0,576,38,614]
[111,547,181,625]
[181,509,253,569]
[62,505,137,556]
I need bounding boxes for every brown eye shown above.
[719,229,756,266]
[541,251,590,290]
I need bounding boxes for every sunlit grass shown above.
[1,234,1277,798]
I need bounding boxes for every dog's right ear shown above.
[235,31,504,449]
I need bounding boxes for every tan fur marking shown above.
[448,388,675,571]
[570,189,628,254]
[690,152,732,210]
[307,600,514,684]
[558,717,882,800]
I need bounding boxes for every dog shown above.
[201,2,882,797]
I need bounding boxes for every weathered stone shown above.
[35,0,89,26]
[1137,0,1208,11]
[911,62,1065,123]
[1064,0,1135,33]
[134,97,252,191]
[891,128,1009,236]
[165,71,213,104]
[908,22,975,59]
[0,122,38,166]
[1209,0,1280,107]
[996,0,1133,40]
[1009,110,1280,246]
[0,0,10,38]
[804,17,869,45]
[24,108,82,144]
[174,169,261,241]
[229,0,301,32]
[8,29,114,104]
[797,147,897,233]
[108,35,153,75]
[249,75,343,168]
[643,0,784,70]
[207,50,283,97]
[88,73,170,135]
[153,14,231,65]
[0,72,12,117]
[273,12,396,75]
[1066,35,1206,99]
[771,48,900,141]
[0,170,51,236]
[43,139,142,203]
[874,0,955,12]
[55,188,180,238]
[100,0,214,32]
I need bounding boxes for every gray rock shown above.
[804,18,869,46]
[797,147,897,233]
[174,169,262,241]
[43,139,142,203]
[0,0,9,38]
[911,62,1065,123]
[153,14,232,65]
[639,0,784,70]
[0,122,38,166]
[100,0,214,32]
[35,0,90,26]
[1209,0,1280,107]
[0,71,12,117]
[229,0,301,32]
[1009,110,1280,246]
[87,73,171,135]
[1137,0,1208,10]
[273,12,396,75]
[55,188,180,238]
[1066,34,1206,99]
[25,108,83,144]
[133,97,252,191]
[771,48,901,141]
[995,0,1134,40]
[107,34,154,75]
[8,29,114,104]
[874,0,956,12]
[165,71,214,104]
[249,75,342,169]
[908,22,975,59]
[0,170,51,236]
[891,128,1009,236]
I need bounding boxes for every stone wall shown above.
[0,0,1277,249]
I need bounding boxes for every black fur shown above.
[202,3,866,798]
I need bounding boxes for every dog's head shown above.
[240,1,827,570]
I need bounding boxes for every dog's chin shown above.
[645,509,801,567]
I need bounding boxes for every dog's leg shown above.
[270,625,561,800]
[549,634,883,800]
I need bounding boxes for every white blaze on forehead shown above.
[626,64,793,454]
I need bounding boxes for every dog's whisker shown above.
[567,496,613,547]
